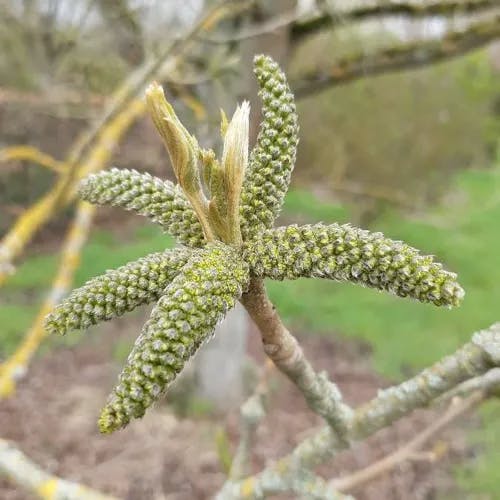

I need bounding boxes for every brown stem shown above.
[240,278,352,440]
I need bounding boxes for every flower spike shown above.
[79,168,204,247]
[45,248,192,335]
[98,243,249,433]
[240,55,299,237]
[243,224,464,307]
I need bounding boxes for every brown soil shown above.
[0,314,471,500]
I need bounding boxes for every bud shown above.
[208,102,250,243]
[145,82,214,241]
[145,82,200,196]
[221,101,250,199]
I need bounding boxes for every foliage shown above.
[294,46,498,210]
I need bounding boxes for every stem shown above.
[240,278,352,441]
[217,324,500,499]
[0,438,117,500]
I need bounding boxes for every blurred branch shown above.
[0,146,65,173]
[291,0,499,43]
[0,202,95,398]
[436,367,500,403]
[0,99,144,287]
[199,8,302,44]
[0,0,247,286]
[0,437,118,500]
[229,359,274,480]
[293,13,500,98]
[217,323,500,498]
[96,0,144,65]
[331,391,484,493]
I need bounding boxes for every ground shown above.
[0,311,472,500]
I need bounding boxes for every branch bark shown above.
[0,438,118,500]
[218,323,500,498]
[293,13,500,98]
[291,0,499,43]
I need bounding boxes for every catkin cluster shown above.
[99,243,249,433]
[45,54,464,433]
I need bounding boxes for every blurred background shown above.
[1,0,499,498]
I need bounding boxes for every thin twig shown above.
[436,367,500,404]
[331,391,484,492]
[199,8,304,44]
[0,146,65,173]
[229,359,274,480]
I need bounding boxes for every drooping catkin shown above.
[45,248,192,335]
[98,243,249,433]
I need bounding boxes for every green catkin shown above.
[98,243,249,433]
[45,54,465,434]
[45,248,192,335]
[79,168,205,247]
[240,55,299,237]
[243,224,464,307]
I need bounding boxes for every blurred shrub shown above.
[292,32,499,211]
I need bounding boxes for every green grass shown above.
[267,166,500,498]
[1,166,500,496]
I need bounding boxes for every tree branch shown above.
[0,202,95,397]
[0,438,118,500]
[229,359,273,480]
[293,13,500,98]
[0,146,65,173]
[331,391,484,493]
[218,323,500,498]
[291,0,499,43]
[240,278,353,441]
